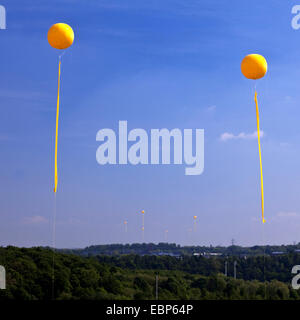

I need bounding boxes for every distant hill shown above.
[59,242,300,257]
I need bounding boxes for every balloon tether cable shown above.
[51,193,57,300]
[52,52,64,299]
[255,81,267,299]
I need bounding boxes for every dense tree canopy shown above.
[0,246,300,300]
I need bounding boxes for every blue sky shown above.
[1,0,300,247]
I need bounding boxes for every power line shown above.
[234,261,237,279]
[155,274,159,300]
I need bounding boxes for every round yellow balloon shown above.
[48,23,74,50]
[241,54,267,80]
[141,210,145,214]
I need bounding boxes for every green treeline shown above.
[0,246,300,300]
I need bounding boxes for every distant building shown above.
[197,252,222,258]
[271,251,285,255]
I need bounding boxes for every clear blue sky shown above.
[1,0,300,248]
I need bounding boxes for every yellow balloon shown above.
[241,54,267,80]
[193,216,197,219]
[48,23,74,50]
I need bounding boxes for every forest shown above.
[0,246,300,300]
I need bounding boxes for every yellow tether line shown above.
[254,90,265,223]
[54,59,61,193]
